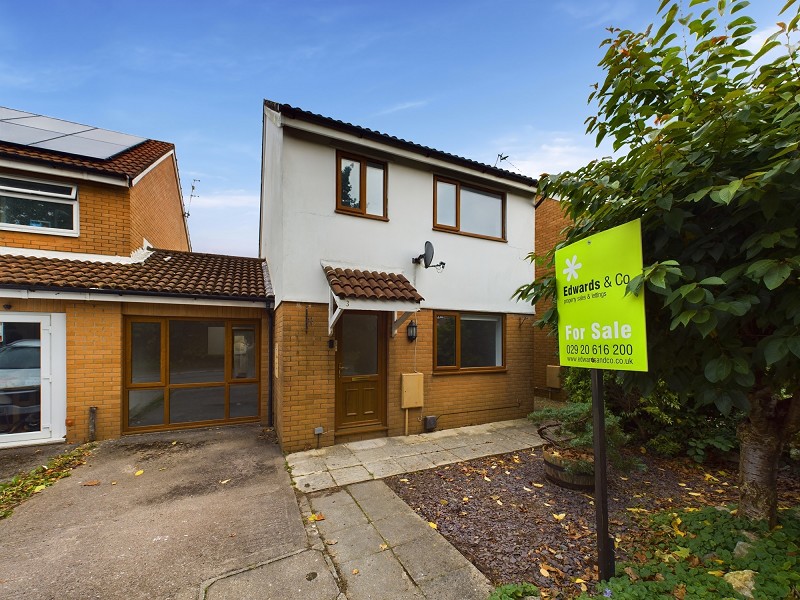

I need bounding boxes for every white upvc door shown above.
[0,312,66,448]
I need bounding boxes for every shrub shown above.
[487,582,540,599]
[577,506,800,599]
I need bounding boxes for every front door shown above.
[335,312,386,432]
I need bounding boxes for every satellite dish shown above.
[423,241,434,268]
[412,241,446,271]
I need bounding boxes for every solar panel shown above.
[0,106,146,159]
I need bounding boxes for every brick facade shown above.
[4,299,268,443]
[273,301,535,452]
[532,197,572,396]
[0,167,132,255]
[129,155,190,252]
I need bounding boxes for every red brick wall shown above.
[273,301,536,452]
[5,298,268,443]
[533,197,572,394]
[128,155,190,252]
[0,167,131,255]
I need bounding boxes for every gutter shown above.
[266,297,275,427]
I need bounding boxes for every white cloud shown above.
[373,100,430,117]
[186,191,259,210]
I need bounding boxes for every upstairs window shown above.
[0,175,78,236]
[336,151,387,220]
[434,177,505,241]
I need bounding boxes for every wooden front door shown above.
[335,312,386,432]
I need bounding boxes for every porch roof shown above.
[323,265,423,303]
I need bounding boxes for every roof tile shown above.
[0,249,273,301]
[0,139,174,181]
[323,266,423,303]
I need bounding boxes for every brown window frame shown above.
[123,317,261,433]
[335,150,389,221]
[433,311,506,373]
[433,176,506,242]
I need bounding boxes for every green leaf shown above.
[699,276,726,285]
[763,338,788,366]
[763,263,791,290]
[705,357,732,383]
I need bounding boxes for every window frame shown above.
[335,150,388,221]
[0,174,79,237]
[123,317,261,432]
[433,311,506,373]
[433,176,506,242]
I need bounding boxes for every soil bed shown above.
[385,448,800,598]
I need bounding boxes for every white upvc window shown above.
[0,174,79,236]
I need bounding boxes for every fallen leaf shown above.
[523,487,532,492]
[33,484,47,493]
[171,441,177,445]
[533,483,544,488]
[483,476,491,482]
[111,481,117,485]
[307,513,325,522]
[82,480,100,486]
[707,570,725,577]
[553,513,566,521]
[439,499,448,505]
[379,543,389,551]
[428,522,438,529]
[352,569,359,575]
[462,497,469,502]
[687,492,702,497]
[624,566,639,581]
[540,566,550,577]
[399,478,409,483]
[134,470,144,477]
[220,479,231,485]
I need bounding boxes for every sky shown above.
[0,1,786,257]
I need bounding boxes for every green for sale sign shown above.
[555,219,648,372]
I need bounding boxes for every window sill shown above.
[432,367,507,376]
[335,209,389,222]
[432,226,506,243]
[0,224,79,237]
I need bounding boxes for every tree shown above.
[516,0,800,525]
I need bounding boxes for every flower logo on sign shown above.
[563,255,582,282]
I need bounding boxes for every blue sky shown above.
[0,1,785,256]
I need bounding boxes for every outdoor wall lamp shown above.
[407,320,418,342]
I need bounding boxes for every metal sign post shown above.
[591,368,615,580]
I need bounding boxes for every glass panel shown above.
[339,158,361,210]
[169,321,225,384]
[435,315,456,367]
[341,313,378,376]
[460,186,502,238]
[436,181,457,227]
[365,162,385,216]
[169,386,225,423]
[128,389,164,427]
[131,322,161,383]
[460,314,502,368]
[230,383,259,418]
[232,327,256,379]
[0,177,74,198]
[0,194,75,230]
[0,322,41,434]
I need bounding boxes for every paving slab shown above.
[395,453,437,472]
[417,566,494,600]
[294,471,337,492]
[204,549,341,600]
[363,458,404,478]
[323,522,387,563]
[330,464,372,486]
[393,534,474,583]
[325,452,362,470]
[339,549,422,600]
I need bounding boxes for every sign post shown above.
[554,219,648,582]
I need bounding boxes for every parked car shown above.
[0,339,41,433]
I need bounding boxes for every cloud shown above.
[487,129,617,178]
[373,100,430,117]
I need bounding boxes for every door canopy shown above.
[322,264,423,336]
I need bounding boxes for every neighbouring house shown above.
[260,100,545,452]
[0,107,272,449]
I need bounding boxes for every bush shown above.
[560,367,741,463]
[577,506,800,599]
[487,582,540,599]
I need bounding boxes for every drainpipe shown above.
[88,406,97,442]
[267,299,275,427]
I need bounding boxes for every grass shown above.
[0,443,95,519]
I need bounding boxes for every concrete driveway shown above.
[0,425,311,600]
